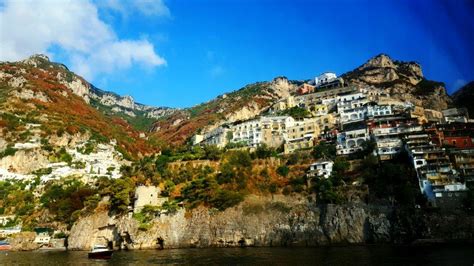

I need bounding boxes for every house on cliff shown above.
[134,186,167,213]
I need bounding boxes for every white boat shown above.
[88,244,113,259]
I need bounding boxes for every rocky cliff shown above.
[342,54,451,111]
[68,196,392,250]
[451,81,474,116]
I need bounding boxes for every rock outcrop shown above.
[342,54,451,111]
[0,149,48,174]
[68,196,392,250]
[9,232,39,251]
[451,81,474,116]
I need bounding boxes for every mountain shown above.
[0,54,457,150]
[150,77,297,145]
[342,54,451,111]
[452,81,474,116]
[0,54,173,157]
[151,54,453,145]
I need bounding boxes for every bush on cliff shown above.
[210,189,244,211]
[40,179,97,225]
[311,142,336,160]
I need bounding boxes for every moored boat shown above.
[88,245,113,259]
[0,240,11,250]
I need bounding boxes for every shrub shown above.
[254,144,277,159]
[161,200,179,214]
[276,165,290,177]
[311,142,336,160]
[210,190,244,211]
[0,146,17,158]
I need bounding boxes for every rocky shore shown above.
[6,196,473,251]
[64,196,473,250]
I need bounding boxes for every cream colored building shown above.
[231,116,295,148]
[272,96,296,112]
[134,186,167,213]
[283,119,320,154]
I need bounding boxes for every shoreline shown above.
[5,239,474,252]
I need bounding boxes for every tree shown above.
[155,155,170,175]
[276,165,290,177]
[311,142,336,160]
[204,145,222,160]
[313,179,342,204]
[210,190,244,211]
[254,144,276,159]
[109,178,135,212]
[284,106,311,119]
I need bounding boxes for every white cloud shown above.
[134,0,170,17]
[0,0,167,80]
[99,0,170,18]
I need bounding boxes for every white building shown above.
[0,226,21,237]
[367,104,393,117]
[315,72,337,86]
[34,232,51,244]
[191,134,204,145]
[231,118,263,147]
[0,168,35,181]
[336,122,370,155]
[201,127,230,148]
[340,106,368,124]
[231,116,295,148]
[307,160,334,179]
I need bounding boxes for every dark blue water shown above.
[1,245,473,265]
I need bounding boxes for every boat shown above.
[88,244,113,259]
[0,241,11,251]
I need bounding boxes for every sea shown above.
[1,245,474,265]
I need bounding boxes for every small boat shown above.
[88,244,113,259]
[0,241,11,251]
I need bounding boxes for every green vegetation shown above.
[254,144,278,159]
[279,106,311,119]
[133,205,160,231]
[276,165,289,177]
[0,180,35,216]
[311,142,336,160]
[40,179,97,225]
[49,147,73,164]
[0,145,17,158]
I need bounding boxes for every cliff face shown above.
[451,81,474,116]
[68,196,391,250]
[342,54,451,111]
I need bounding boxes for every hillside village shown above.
[192,72,474,208]
[1,54,474,250]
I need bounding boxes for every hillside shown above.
[0,55,172,157]
[152,54,453,146]
[151,77,297,145]
[452,81,474,116]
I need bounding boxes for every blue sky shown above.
[1,0,473,108]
